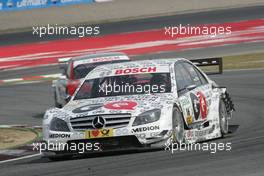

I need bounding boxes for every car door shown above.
[175,61,212,127]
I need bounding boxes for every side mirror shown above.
[65,95,71,103]
[186,84,197,91]
[59,64,67,75]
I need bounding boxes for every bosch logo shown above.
[115,67,157,75]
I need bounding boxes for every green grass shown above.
[223,52,264,70]
[200,52,264,72]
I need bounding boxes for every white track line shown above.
[0,153,41,164]
[0,73,61,83]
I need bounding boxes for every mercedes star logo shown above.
[92,116,106,129]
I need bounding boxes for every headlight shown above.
[133,109,161,126]
[50,117,70,132]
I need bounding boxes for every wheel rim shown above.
[173,110,184,143]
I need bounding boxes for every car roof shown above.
[71,52,130,68]
[86,58,187,79]
[94,58,185,69]
[72,52,127,61]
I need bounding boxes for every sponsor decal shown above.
[49,133,71,138]
[115,67,157,75]
[17,0,47,8]
[72,104,102,113]
[91,56,129,63]
[186,130,193,138]
[180,96,190,106]
[136,132,161,139]
[180,97,193,125]
[74,56,128,67]
[194,125,215,137]
[131,126,160,133]
[114,128,129,136]
[186,108,193,125]
[186,125,215,138]
[85,128,114,139]
[104,101,137,110]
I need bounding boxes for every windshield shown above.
[74,73,171,100]
[73,64,97,79]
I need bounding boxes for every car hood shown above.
[61,93,175,119]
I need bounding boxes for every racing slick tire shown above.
[171,107,185,144]
[219,99,229,136]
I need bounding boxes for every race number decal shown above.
[197,91,208,119]
[190,93,200,120]
[104,101,137,110]
[190,91,208,120]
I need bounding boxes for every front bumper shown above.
[42,129,172,156]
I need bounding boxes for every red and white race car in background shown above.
[52,52,130,108]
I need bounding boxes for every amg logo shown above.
[49,134,71,138]
[132,126,159,133]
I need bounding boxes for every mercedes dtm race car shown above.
[52,52,130,108]
[43,58,234,160]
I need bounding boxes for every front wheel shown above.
[172,107,185,144]
[219,99,229,136]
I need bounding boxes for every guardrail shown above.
[0,0,94,11]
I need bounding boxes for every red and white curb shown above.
[0,19,263,70]
[0,73,61,86]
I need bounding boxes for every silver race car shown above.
[52,52,130,108]
[43,58,234,160]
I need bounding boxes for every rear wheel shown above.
[172,107,185,144]
[219,99,229,136]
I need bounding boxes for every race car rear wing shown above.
[58,57,72,75]
[190,57,223,75]
[58,57,71,64]
[58,57,71,69]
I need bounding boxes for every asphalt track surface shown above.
[0,5,264,176]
